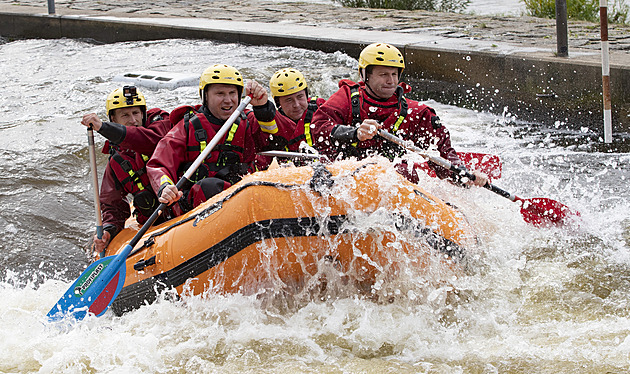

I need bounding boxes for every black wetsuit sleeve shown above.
[103,223,121,239]
[98,122,127,145]
[252,101,276,123]
[330,124,358,143]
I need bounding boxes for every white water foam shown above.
[0,38,629,372]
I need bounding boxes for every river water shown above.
[0,38,629,373]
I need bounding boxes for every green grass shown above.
[333,0,470,12]
[523,0,629,24]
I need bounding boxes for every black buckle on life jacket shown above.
[350,86,361,127]
[194,128,207,143]
[400,96,408,117]
[119,159,133,173]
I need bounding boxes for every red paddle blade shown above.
[458,152,503,181]
[414,152,502,181]
[520,197,579,227]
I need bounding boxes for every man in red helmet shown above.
[147,64,289,215]
[256,67,327,169]
[80,86,173,254]
[311,43,488,186]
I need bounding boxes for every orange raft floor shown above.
[105,157,477,315]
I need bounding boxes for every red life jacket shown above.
[146,108,167,125]
[348,84,409,133]
[343,81,410,160]
[180,108,252,185]
[108,149,150,195]
[107,148,159,223]
[104,110,168,223]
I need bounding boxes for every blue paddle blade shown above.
[47,247,129,322]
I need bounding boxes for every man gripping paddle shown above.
[48,93,255,322]
[311,42,488,187]
[147,64,291,215]
[80,86,173,256]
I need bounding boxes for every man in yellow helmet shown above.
[80,86,173,253]
[146,64,289,215]
[256,68,327,169]
[311,43,488,186]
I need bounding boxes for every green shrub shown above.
[523,0,629,24]
[608,0,630,22]
[334,0,470,12]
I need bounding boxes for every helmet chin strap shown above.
[365,79,390,100]
[364,81,378,98]
[361,68,396,101]
[362,72,381,100]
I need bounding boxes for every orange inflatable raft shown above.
[105,157,477,315]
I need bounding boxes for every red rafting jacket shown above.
[99,108,173,236]
[310,79,462,181]
[255,96,326,170]
[146,101,286,203]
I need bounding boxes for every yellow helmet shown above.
[358,43,405,76]
[106,86,146,120]
[269,68,308,98]
[199,64,244,99]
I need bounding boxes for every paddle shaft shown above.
[48,96,252,321]
[257,150,328,161]
[128,95,253,251]
[87,127,105,260]
[106,95,252,298]
[258,150,319,159]
[378,130,520,202]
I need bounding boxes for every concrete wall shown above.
[404,46,629,132]
[1,11,628,134]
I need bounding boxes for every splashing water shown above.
[0,38,629,373]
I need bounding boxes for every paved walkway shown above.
[3,0,630,53]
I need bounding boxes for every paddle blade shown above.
[519,197,579,227]
[458,152,502,181]
[47,253,127,322]
[414,152,502,182]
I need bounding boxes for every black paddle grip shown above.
[451,164,514,200]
